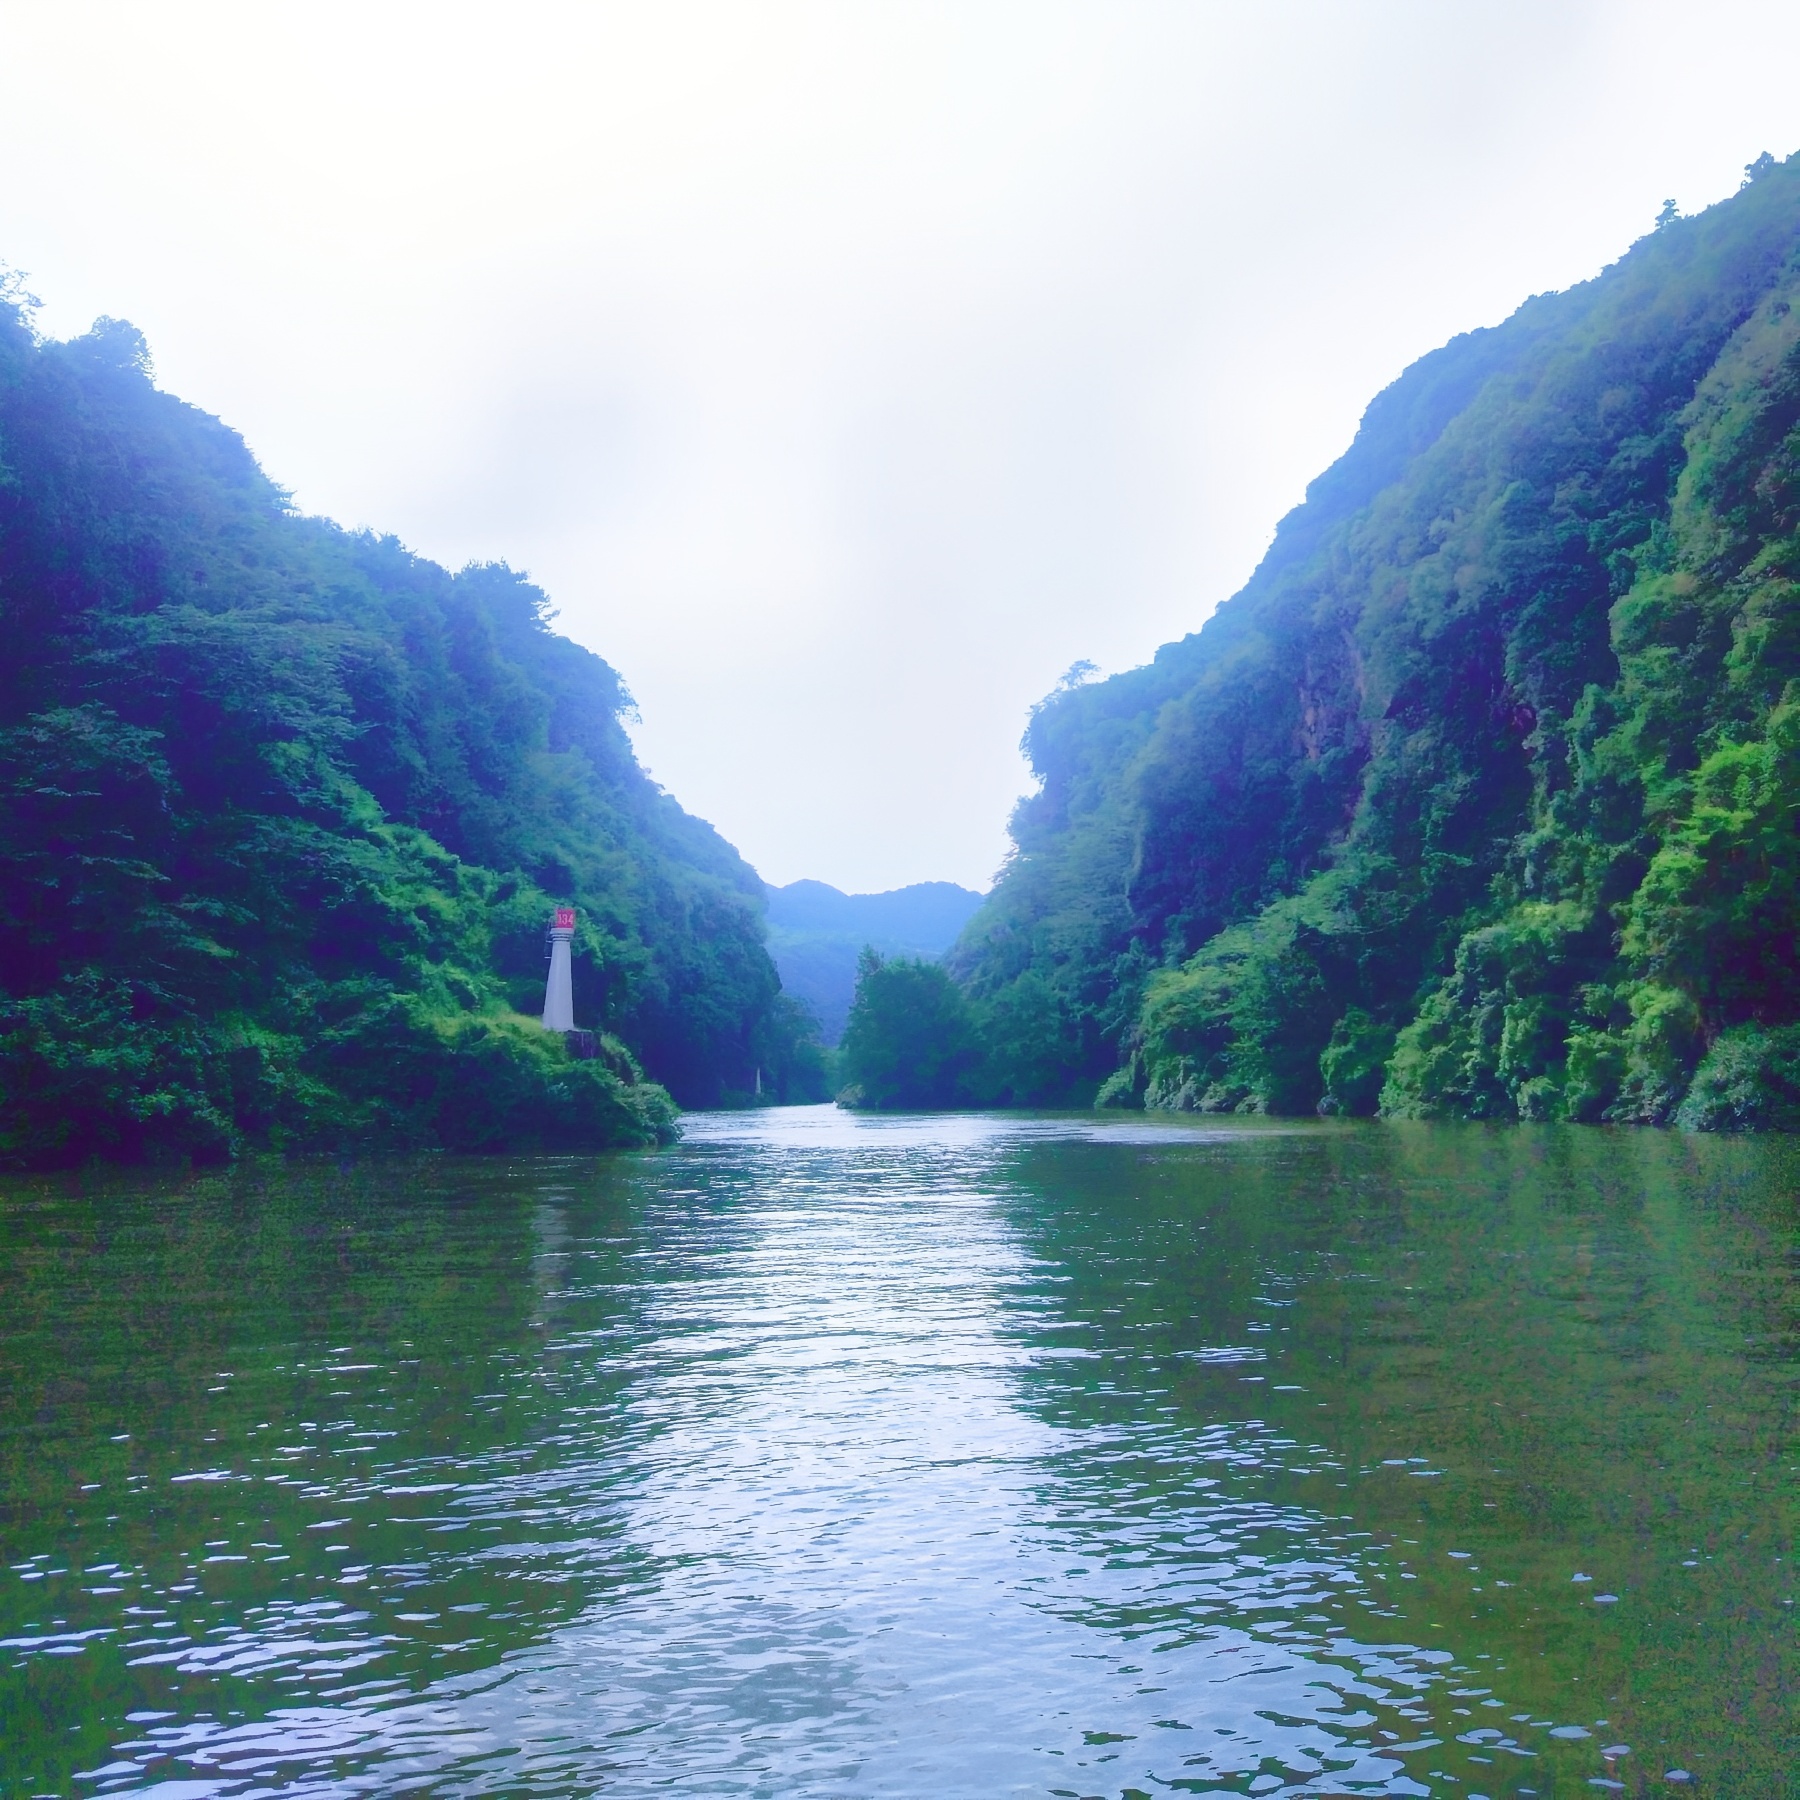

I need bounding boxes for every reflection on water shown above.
[0,1108,1793,1795]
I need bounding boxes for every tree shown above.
[838,950,978,1109]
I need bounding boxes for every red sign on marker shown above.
[553,907,576,930]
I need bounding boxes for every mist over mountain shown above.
[846,151,1800,1129]
[765,879,983,1045]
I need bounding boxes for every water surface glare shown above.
[1,1107,1794,1795]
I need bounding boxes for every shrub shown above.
[1674,1024,1800,1130]
[837,951,978,1109]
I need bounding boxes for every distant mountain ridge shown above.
[766,879,985,943]
[765,879,984,1044]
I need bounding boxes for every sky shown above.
[2,3,1799,894]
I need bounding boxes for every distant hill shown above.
[766,880,984,1044]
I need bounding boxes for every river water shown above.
[0,1108,1793,1796]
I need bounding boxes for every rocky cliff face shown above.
[952,151,1800,1127]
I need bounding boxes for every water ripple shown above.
[2,1107,1790,1795]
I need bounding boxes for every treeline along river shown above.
[0,1111,1794,1795]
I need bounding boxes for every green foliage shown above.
[0,972,234,1165]
[837,944,1125,1111]
[970,966,1090,1106]
[837,949,978,1109]
[1379,903,1612,1121]
[763,878,982,1046]
[1317,1008,1396,1116]
[1619,706,1800,1008]
[303,1005,678,1152]
[747,993,833,1105]
[945,151,1800,1132]
[0,294,817,1163]
[1673,1023,1800,1129]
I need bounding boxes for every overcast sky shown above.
[3,3,1799,892]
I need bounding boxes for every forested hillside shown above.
[929,150,1800,1128]
[765,878,982,1043]
[0,291,821,1166]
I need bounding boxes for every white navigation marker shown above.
[542,906,576,1032]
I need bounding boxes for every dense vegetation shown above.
[765,878,982,1044]
[849,151,1800,1128]
[836,950,978,1108]
[0,290,824,1166]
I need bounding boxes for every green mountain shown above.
[764,879,983,1044]
[0,292,821,1166]
[927,150,1800,1128]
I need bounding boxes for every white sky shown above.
[3,3,1799,892]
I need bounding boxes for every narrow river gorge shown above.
[1,1110,1793,1796]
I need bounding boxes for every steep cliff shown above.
[950,151,1800,1126]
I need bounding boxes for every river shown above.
[0,1107,1793,1795]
